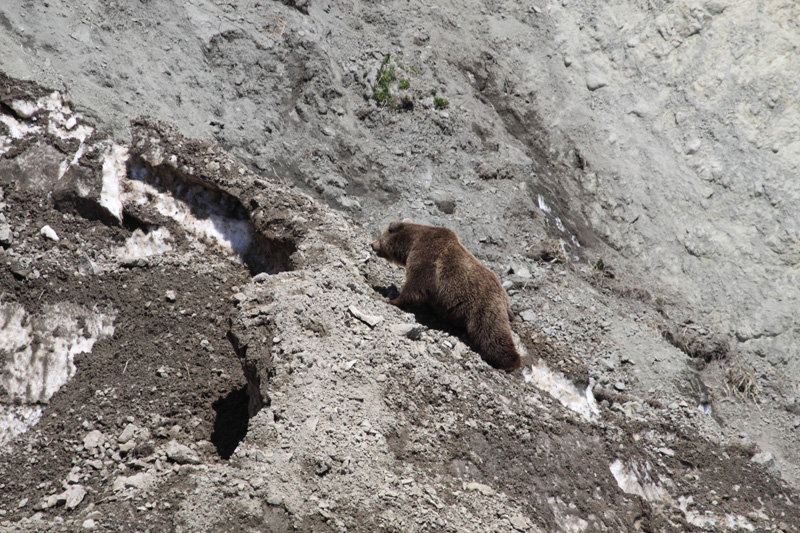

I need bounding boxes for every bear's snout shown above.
[372,239,381,253]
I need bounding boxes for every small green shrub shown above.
[373,54,397,107]
[433,96,449,109]
[399,79,410,90]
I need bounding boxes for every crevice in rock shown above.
[210,385,250,460]
[659,321,730,363]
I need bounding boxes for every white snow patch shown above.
[523,360,599,422]
[10,99,39,119]
[100,143,128,222]
[0,113,41,141]
[39,91,94,178]
[125,168,253,262]
[0,302,116,405]
[0,405,43,448]
[548,497,589,532]
[537,194,551,213]
[609,459,671,502]
[0,91,94,176]
[676,496,754,530]
[117,227,174,261]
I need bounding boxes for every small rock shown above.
[67,468,81,484]
[39,493,63,510]
[165,440,201,465]
[118,423,137,444]
[390,323,423,340]
[586,72,607,91]
[751,451,775,468]
[165,290,177,302]
[510,263,531,279]
[266,493,283,506]
[83,430,103,449]
[119,441,136,454]
[349,305,383,328]
[65,485,86,510]
[784,398,800,415]
[509,515,530,531]
[685,138,702,155]
[77,254,98,276]
[40,225,60,241]
[519,309,537,323]
[430,191,456,214]
[112,472,154,492]
[231,292,247,304]
[614,382,626,391]
[464,482,495,496]
[86,459,103,470]
[82,519,96,529]
[0,223,12,246]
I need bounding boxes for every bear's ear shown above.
[388,221,403,233]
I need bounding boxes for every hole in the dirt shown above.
[210,385,250,460]
[121,211,150,233]
[124,156,296,275]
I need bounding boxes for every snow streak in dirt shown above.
[0,303,115,446]
[523,360,599,421]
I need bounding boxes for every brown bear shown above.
[372,221,522,371]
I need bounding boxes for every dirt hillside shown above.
[1,1,799,531]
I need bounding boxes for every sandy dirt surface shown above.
[1,1,799,531]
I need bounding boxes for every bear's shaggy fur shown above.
[373,221,521,371]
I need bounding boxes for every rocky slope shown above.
[1,0,799,531]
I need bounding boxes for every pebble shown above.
[348,305,383,327]
[166,440,201,464]
[86,459,103,470]
[165,290,177,302]
[112,472,154,492]
[83,430,103,449]
[657,447,675,457]
[40,225,60,241]
[232,292,248,304]
[464,482,495,496]
[519,309,537,322]
[510,264,531,279]
[65,485,86,510]
[0,221,12,246]
[389,322,413,335]
[118,423,137,443]
[509,515,530,531]
[586,72,607,91]
[751,451,775,468]
[82,519,96,529]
